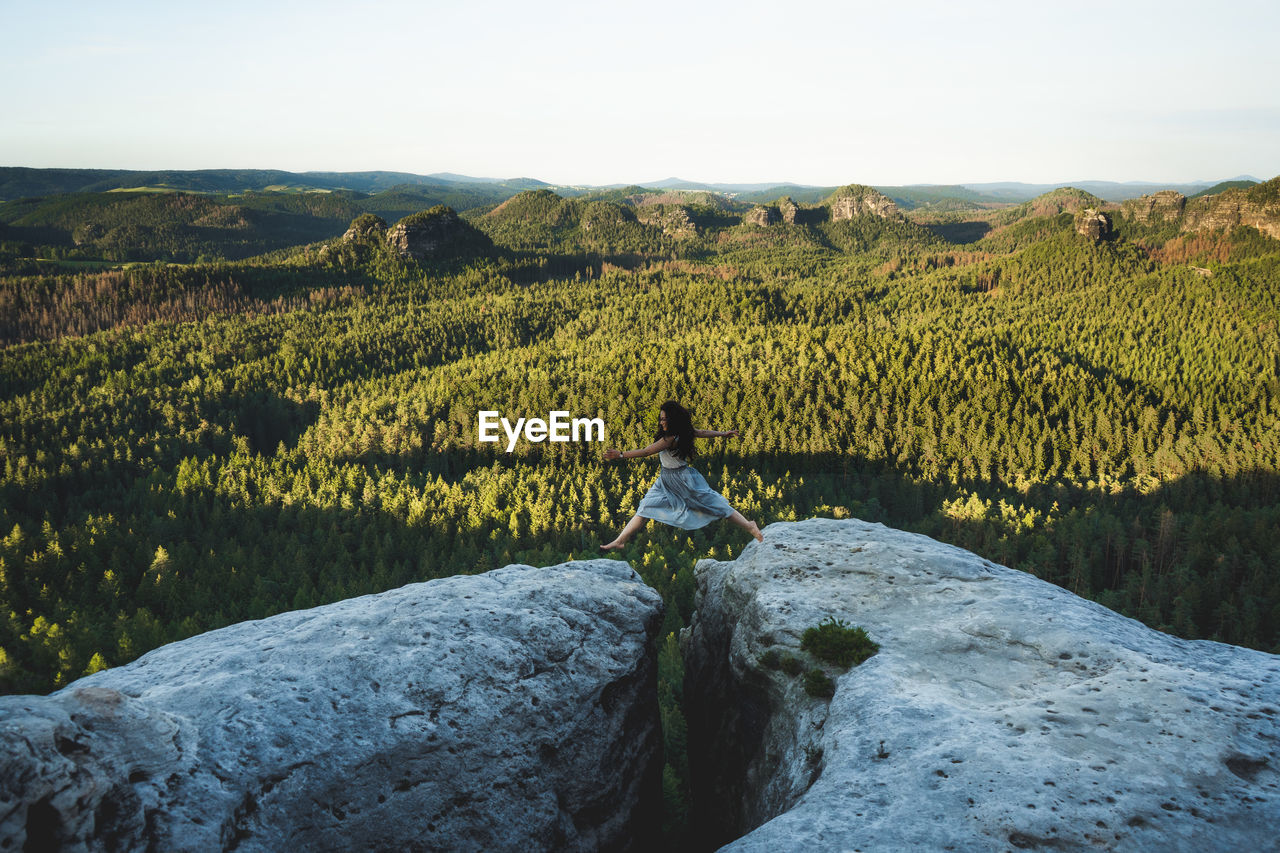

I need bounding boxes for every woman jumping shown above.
[600,400,764,550]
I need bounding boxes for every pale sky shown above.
[1,0,1277,186]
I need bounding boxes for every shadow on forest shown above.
[6,423,1278,849]
[924,220,993,244]
[229,390,321,455]
[322,436,1280,597]
[500,250,649,285]
[685,209,740,231]
[792,207,829,226]
[320,422,1280,530]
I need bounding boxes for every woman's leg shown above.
[601,514,649,550]
[725,510,764,542]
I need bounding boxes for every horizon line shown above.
[0,164,1268,191]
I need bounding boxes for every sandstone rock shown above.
[827,185,901,221]
[636,205,698,238]
[1120,190,1186,225]
[1075,207,1112,241]
[666,206,698,237]
[1119,180,1280,240]
[1183,182,1280,240]
[777,198,799,225]
[386,205,488,260]
[683,519,1280,852]
[1,561,664,852]
[342,213,387,242]
[745,205,780,227]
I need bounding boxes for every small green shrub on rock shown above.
[804,669,835,699]
[801,617,879,667]
[759,649,782,669]
[780,654,804,676]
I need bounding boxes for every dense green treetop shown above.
[3,187,1278,845]
[991,188,1109,227]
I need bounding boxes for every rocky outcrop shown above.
[1120,190,1186,224]
[342,212,387,242]
[385,205,489,259]
[1,561,664,852]
[636,205,698,238]
[777,197,799,225]
[1118,179,1280,240]
[1183,180,1280,240]
[744,198,801,227]
[994,187,1109,227]
[826,185,901,221]
[1074,207,1112,241]
[683,519,1280,851]
[745,205,780,227]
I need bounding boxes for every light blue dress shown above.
[636,441,735,530]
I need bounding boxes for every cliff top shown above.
[684,518,1280,851]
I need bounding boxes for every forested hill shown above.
[2,173,1278,845]
[0,167,549,199]
[0,186,516,263]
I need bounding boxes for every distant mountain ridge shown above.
[0,168,558,201]
[958,178,1260,203]
[6,167,1261,205]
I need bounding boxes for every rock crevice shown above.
[683,519,1280,852]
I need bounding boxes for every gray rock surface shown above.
[683,518,1280,852]
[1,560,664,852]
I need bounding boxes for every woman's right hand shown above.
[604,448,622,461]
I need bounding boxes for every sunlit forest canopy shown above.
[2,175,1278,844]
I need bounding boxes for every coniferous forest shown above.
[2,173,1278,842]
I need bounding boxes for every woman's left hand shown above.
[604,448,622,461]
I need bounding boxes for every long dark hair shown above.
[655,400,696,460]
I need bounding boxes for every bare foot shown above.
[600,541,627,552]
[748,521,764,543]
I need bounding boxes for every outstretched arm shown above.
[605,435,675,461]
[694,428,739,438]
